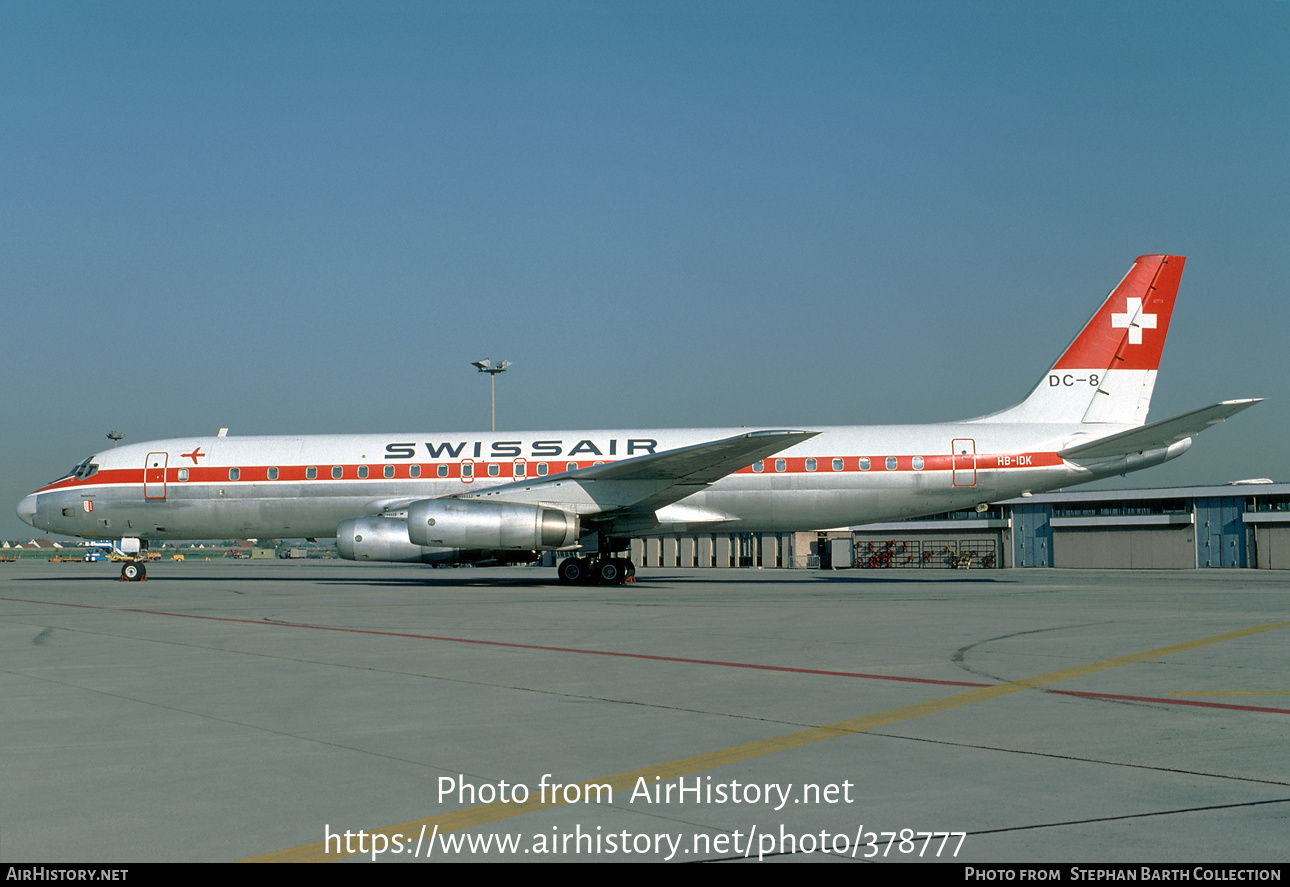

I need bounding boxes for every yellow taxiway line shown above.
[244,618,1290,862]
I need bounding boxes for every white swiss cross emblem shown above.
[1111,297,1157,345]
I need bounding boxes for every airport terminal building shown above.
[619,482,1290,571]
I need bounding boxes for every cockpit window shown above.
[58,459,89,481]
[54,457,99,484]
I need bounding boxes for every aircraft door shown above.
[952,439,976,487]
[144,452,168,499]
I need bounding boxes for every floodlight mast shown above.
[471,359,511,432]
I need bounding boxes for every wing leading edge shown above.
[451,429,819,518]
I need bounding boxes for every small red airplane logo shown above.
[181,447,205,464]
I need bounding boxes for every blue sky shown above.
[3,1,1286,540]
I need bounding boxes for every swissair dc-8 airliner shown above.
[19,255,1259,583]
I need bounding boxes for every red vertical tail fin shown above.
[977,255,1184,425]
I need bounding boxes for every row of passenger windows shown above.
[175,462,587,482]
[176,457,931,483]
[751,456,924,472]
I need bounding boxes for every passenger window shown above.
[437,465,448,478]
[752,461,764,473]
[805,458,817,472]
[229,468,240,481]
[566,462,577,473]
[332,466,343,479]
[537,463,548,476]
[178,469,189,482]
[885,457,897,470]
[859,458,870,471]
[267,467,278,480]
[384,465,394,478]
[306,467,317,479]
[409,465,421,478]
[487,463,499,477]
[832,458,843,471]
[775,459,786,472]
[912,456,924,470]
[462,462,473,478]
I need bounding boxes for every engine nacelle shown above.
[407,499,579,550]
[336,516,541,566]
[337,516,435,563]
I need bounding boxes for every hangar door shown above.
[1195,497,1248,568]
[1012,503,1052,567]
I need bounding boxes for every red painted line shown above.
[1,596,987,689]
[10,596,1286,714]
[1045,689,1290,716]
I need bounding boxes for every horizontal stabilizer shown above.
[1059,399,1262,460]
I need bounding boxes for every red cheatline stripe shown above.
[7,596,1288,715]
[35,452,1067,492]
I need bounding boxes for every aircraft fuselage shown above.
[16,256,1257,583]
[23,421,1149,542]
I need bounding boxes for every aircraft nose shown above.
[17,493,38,527]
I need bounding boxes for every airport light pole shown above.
[106,431,123,447]
[471,359,511,432]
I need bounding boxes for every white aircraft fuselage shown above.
[18,423,1164,540]
[18,256,1258,582]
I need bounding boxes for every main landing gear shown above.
[119,561,147,582]
[557,556,636,586]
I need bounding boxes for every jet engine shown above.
[407,498,579,550]
[336,516,541,566]
[337,516,439,563]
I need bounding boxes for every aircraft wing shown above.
[449,429,819,517]
[571,429,818,484]
[1059,399,1262,460]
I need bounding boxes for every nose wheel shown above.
[120,561,147,582]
